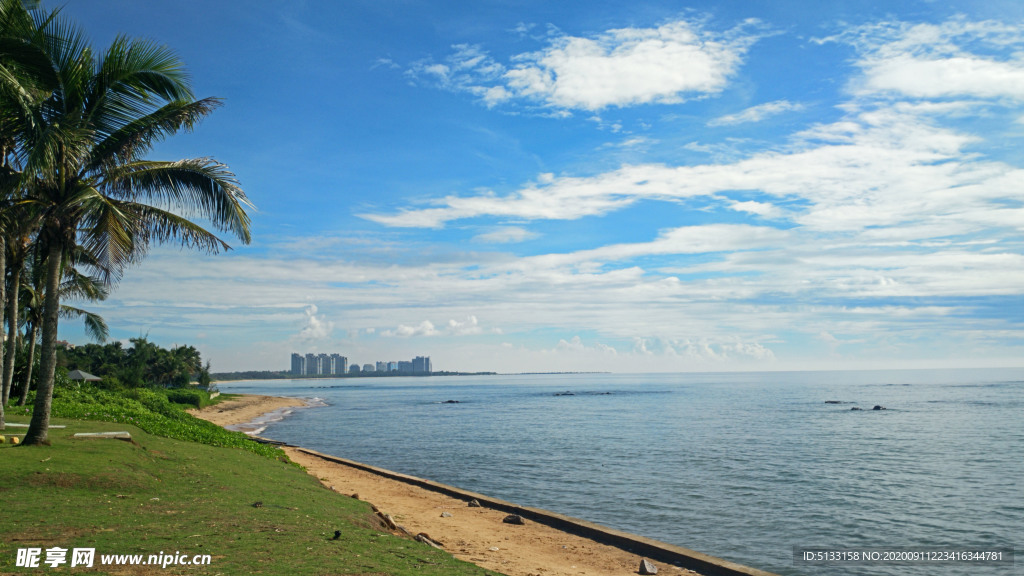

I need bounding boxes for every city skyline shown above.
[52,1,1024,373]
[290,353,432,376]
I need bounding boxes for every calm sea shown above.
[216,370,1022,576]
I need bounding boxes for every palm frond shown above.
[59,304,108,342]
[85,35,193,135]
[88,97,221,170]
[127,201,235,253]
[105,157,253,243]
[75,187,137,283]
[59,266,109,301]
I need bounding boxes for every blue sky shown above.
[55,0,1024,373]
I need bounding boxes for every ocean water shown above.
[217,370,1022,576]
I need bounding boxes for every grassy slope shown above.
[0,416,502,576]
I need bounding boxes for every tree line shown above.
[1,0,252,443]
[61,337,212,390]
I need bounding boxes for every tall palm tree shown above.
[1,0,60,430]
[13,8,252,445]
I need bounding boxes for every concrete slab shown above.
[72,432,132,440]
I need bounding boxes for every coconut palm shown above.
[2,204,39,404]
[12,8,252,445]
[15,256,109,406]
[1,0,59,429]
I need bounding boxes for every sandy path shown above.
[192,394,701,576]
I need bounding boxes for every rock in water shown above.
[851,407,863,411]
[639,558,658,574]
[873,405,886,410]
[502,514,526,525]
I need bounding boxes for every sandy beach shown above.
[190,393,703,576]
[187,394,307,434]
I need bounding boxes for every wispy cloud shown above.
[472,226,539,244]
[407,18,765,112]
[362,105,1023,234]
[823,18,1024,100]
[708,100,805,126]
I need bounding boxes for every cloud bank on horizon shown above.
[58,2,1024,373]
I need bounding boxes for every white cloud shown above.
[447,315,483,335]
[363,105,1024,234]
[827,19,1024,101]
[382,320,440,338]
[408,18,762,112]
[472,226,539,244]
[708,100,805,126]
[297,304,334,341]
[525,224,789,269]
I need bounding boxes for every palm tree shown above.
[2,203,39,404]
[1,0,59,430]
[13,7,252,445]
[15,257,109,406]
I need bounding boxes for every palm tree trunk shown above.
[0,235,6,431]
[22,241,62,446]
[2,262,21,405]
[18,322,37,406]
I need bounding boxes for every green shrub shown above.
[37,383,284,459]
[165,387,205,408]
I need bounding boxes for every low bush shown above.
[32,378,284,459]
[164,387,208,408]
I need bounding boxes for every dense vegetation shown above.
[60,337,212,389]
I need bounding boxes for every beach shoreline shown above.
[186,394,309,435]
[190,393,773,576]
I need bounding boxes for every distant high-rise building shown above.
[397,361,412,372]
[349,364,361,374]
[291,353,304,375]
[413,356,432,373]
[330,354,347,375]
[318,353,330,375]
[387,361,398,372]
[362,363,375,372]
[376,361,388,372]
[305,353,317,375]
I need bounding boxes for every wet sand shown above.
[191,393,704,576]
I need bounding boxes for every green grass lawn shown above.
[0,415,503,576]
